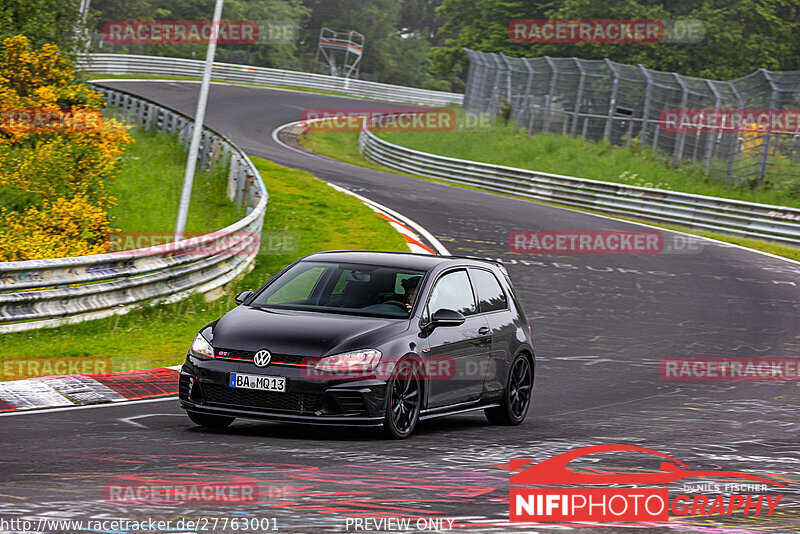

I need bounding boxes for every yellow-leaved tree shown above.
[0,35,132,261]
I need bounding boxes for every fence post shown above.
[543,57,557,133]
[489,53,507,117]
[639,65,653,147]
[520,58,536,134]
[725,81,745,181]
[756,69,779,186]
[571,59,585,137]
[477,52,492,114]
[672,73,689,166]
[462,49,476,111]
[603,59,618,141]
[704,80,722,173]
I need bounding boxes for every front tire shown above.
[382,360,421,439]
[485,354,532,425]
[187,410,235,429]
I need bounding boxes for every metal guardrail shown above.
[77,53,464,107]
[359,124,800,247]
[0,84,268,333]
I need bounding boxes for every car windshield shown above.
[249,261,426,319]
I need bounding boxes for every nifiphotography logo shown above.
[509,444,785,523]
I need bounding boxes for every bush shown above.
[0,35,132,261]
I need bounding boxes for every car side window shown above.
[469,268,508,313]
[427,270,476,317]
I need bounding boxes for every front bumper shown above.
[178,355,387,427]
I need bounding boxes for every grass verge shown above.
[111,126,244,237]
[0,156,409,377]
[299,129,800,263]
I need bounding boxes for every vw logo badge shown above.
[253,349,272,368]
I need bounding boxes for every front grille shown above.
[215,349,310,366]
[201,383,324,413]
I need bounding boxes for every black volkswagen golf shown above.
[179,251,534,438]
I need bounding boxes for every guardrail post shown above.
[198,131,210,171]
[227,156,240,201]
[235,164,247,206]
[208,136,222,171]
[144,103,155,130]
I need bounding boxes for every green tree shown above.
[0,0,94,58]
[432,0,800,82]
[91,0,309,69]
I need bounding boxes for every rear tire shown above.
[187,410,235,429]
[381,360,421,439]
[485,354,532,426]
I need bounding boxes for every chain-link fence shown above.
[463,49,800,188]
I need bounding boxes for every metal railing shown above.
[77,53,463,107]
[0,83,268,333]
[359,124,800,247]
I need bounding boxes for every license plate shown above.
[229,373,286,392]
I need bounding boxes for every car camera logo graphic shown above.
[253,350,272,368]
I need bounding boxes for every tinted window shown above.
[428,270,476,317]
[470,269,507,313]
[251,261,426,318]
[264,266,325,304]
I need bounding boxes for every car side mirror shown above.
[430,308,466,328]
[235,290,254,305]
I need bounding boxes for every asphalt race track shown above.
[2,81,800,533]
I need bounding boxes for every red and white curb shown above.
[327,183,449,256]
[0,366,181,413]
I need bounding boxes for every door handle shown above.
[478,326,490,335]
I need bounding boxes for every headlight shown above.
[315,349,381,372]
[190,333,214,359]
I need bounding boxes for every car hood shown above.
[210,305,409,357]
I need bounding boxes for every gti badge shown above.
[253,349,272,368]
